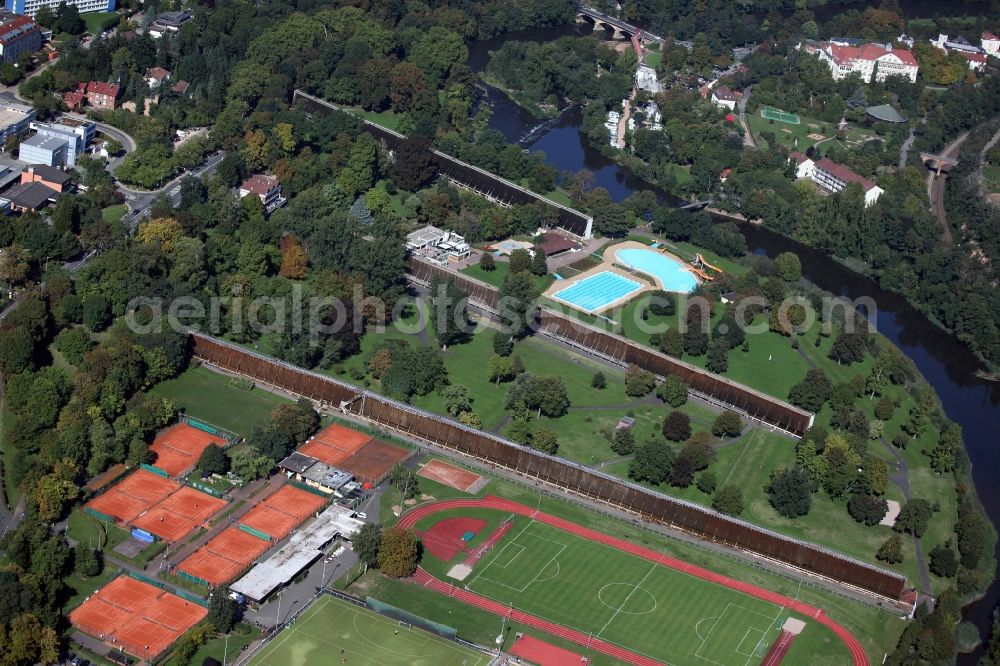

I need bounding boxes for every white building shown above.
[789,152,883,207]
[239,174,286,213]
[0,100,34,144]
[635,64,660,94]
[813,41,918,82]
[983,32,1000,57]
[710,85,739,110]
[5,0,114,18]
[405,225,470,262]
[26,118,95,167]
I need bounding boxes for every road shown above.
[118,149,227,230]
[737,86,756,149]
[927,131,967,242]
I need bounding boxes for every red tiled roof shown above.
[539,232,576,256]
[814,157,876,192]
[63,91,84,106]
[240,174,278,195]
[828,43,917,66]
[983,32,998,41]
[712,85,739,101]
[960,51,988,63]
[145,67,171,81]
[87,81,120,97]
[788,151,810,165]
[172,80,189,93]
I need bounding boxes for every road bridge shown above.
[920,151,959,175]
[576,5,661,44]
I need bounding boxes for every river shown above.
[467,19,1000,656]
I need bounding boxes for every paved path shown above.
[400,497,870,666]
[738,86,757,149]
[927,132,967,242]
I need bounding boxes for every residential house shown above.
[960,51,988,71]
[28,118,95,166]
[144,66,170,88]
[147,10,193,38]
[172,80,190,95]
[983,32,1000,57]
[710,85,740,110]
[0,12,40,63]
[789,152,883,207]
[63,84,86,110]
[85,81,119,110]
[4,180,55,211]
[238,174,286,214]
[0,100,34,144]
[21,163,71,192]
[809,41,918,82]
[18,133,67,166]
[4,0,115,18]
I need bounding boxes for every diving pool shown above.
[616,248,698,293]
[551,271,643,313]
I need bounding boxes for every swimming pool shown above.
[551,271,643,313]
[616,248,698,293]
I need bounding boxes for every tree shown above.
[828,331,868,365]
[713,484,744,516]
[279,234,308,279]
[498,270,538,338]
[788,369,833,412]
[697,470,717,494]
[876,534,904,564]
[0,327,36,376]
[55,0,84,34]
[0,244,31,285]
[479,252,496,272]
[629,441,674,485]
[487,355,516,385]
[229,446,273,481]
[493,332,513,356]
[624,364,656,397]
[197,444,229,475]
[683,329,708,356]
[508,249,532,274]
[656,375,688,407]
[458,411,482,429]
[137,217,183,252]
[54,326,94,366]
[648,291,675,316]
[848,494,888,526]
[442,385,472,416]
[353,523,382,567]
[610,427,635,455]
[506,374,569,417]
[208,589,240,633]
[82,294,111,331]
[389,462,419,499]
[928,542,958,578]
[706,338,729,374]
[894,498,934,537]
[377,527,419,578]
[73,546,101,577]
[530,250,548,276]
[763,466,811,517]
[712,411,744,438]
[532,426,558,454]
[430,278,468,348]
[928,423,960,474]
[775,252,802,282]
[662,411,692,442]
[591,372,606,389]
[391,135,437,191]
[874,396,896,421]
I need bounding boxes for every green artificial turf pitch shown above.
[464,519,796,665]
[247,595,488,666]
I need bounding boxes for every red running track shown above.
[399,495,869,666]
[760,630,796,666]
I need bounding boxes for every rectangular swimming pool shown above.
[551,271,643,313]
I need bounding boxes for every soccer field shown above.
[463,519,821,666]
[247,595,489,666]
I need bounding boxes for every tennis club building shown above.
[789,152,883,207]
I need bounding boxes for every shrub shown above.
[712,485,744,516]
[591,372,606,389]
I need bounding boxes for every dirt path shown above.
[927,132,967,242]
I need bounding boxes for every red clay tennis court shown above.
[85,469,180,523]
[339,439,410,484]
[240,484,327,540]
[177,526,272,586]
[131,486,227,542]
[417,459,485,492]
[510,634,587,666]
[69,575,207,660]
[149,423,226,477]
[298,422,372,465]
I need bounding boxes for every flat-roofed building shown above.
[278,452,355,495]
[0,100,34,144]
[147,10,192,38]
[28,118,95,166]
[18,133,66,167]
[406,225,470,263]
[5,0,115,18]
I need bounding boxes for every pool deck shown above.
[543,263,653,315]
[604,240,701,291]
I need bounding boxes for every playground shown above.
[399,498,869,666]
[69,575,207,661]
[246,595,488,666]
[148,423,227,477]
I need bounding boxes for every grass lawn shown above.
[984,163,1000,194]
[164,624,259,666]
[644,51,662,70]
[63,567,116,613]
[82,11,120,34]
[461,259,510,289]
[747,110,834,152]
[542,188,573,206]
[149,366,292,437]
[101,204,128,224]
[246,595,488,666]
